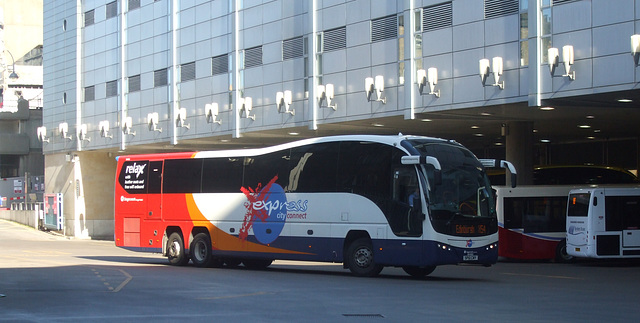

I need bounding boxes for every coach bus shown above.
[496,185,576,262]
[114,134,516,277]
[566,187,640,259]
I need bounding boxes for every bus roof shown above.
[116,134,455,161]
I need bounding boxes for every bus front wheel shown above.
[167,232,189,266]
[346,238,383,277]
[190,233,213,267]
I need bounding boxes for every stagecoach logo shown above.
[125,162,147,178]
[466,239,473,248]
[239,175,308,245]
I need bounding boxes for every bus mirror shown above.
[401,155,441,171]
[510,173,517,188]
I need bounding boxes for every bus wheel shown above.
[402,266,436,278]
[242,259,273,270]
[346,238,383,277]
[167,232,189,266]
[555,240,574,263]
[190,233,213,268]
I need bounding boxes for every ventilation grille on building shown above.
[84,86,95,102]
[423,2,452,31]
[553,0,580,5]
[106,80,118,97]
[324,27,346,52]
[129,75,141,92]
[484,0,518,19]
[283,36,304,60]
[129,0,140,11]
[154,68,168,87]
[181,62,196,81]
[244,46,263,68]
[84,10,94,27]
[212,54,228,75]
[371,15,397,42]
[106,1,117,19]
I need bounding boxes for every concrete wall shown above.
[45,151,116,239]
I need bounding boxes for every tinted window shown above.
[118,160,149,194]
[287,143,339,192]
[567,193,590,217]
[337,142,392,206]
[202,157,244,193]
[503,197,566,232]
[605,196,640,231]
[163,159,203,193]
[243,150,291,191]
[148,161,163,194]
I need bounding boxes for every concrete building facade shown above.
[0,0,44,204]
[43,0,640,238]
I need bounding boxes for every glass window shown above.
[148,161,163,194]
[118,160,149,194]
[504,197,567,232]
[243,151,291,192]
[287,143,339,192]
[337,142,392,206]
[202,157,244,193]
[163,159,203,193]
[606,196,640,231]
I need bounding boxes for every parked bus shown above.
[114,134,516,277]
[566,187,640,259]
[493,166,638,262]
[496,185,575,262]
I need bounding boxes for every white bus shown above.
[566,187,640,258]
[115,134,516,277]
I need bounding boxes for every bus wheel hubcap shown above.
[355,248,372,268]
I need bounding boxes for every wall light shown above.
[365,75,386,103]
[176,108,190,129]
[205,103,222,124]
[36,126,49,143]
[548,45,575,80]
[99,120,113,139]
[632,35,640,66]
[240,97,255,120]
[416,67,440,97]
[317,84,336,110]
[276,90,294,115]
[122,116,136,136]
[59,122,72,140]
[147,112,162,132]
[479,57,504,89]
[78,124,90,142]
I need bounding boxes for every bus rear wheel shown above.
[402,266,436,278]
[190,233,213,268]
[167,232,189,266]
[346,238,383,277]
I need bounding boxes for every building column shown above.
[505,121,534,185]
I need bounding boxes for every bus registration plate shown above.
[463,251,478,261]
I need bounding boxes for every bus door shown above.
[146,160,163,220]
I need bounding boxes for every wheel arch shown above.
[342,230,372,267]
[162,226,184,257]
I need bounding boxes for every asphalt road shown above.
[1,219,638,322]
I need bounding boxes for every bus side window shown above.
[163,159,203,193]
[148,161,163,194]
[287,142,339,193]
